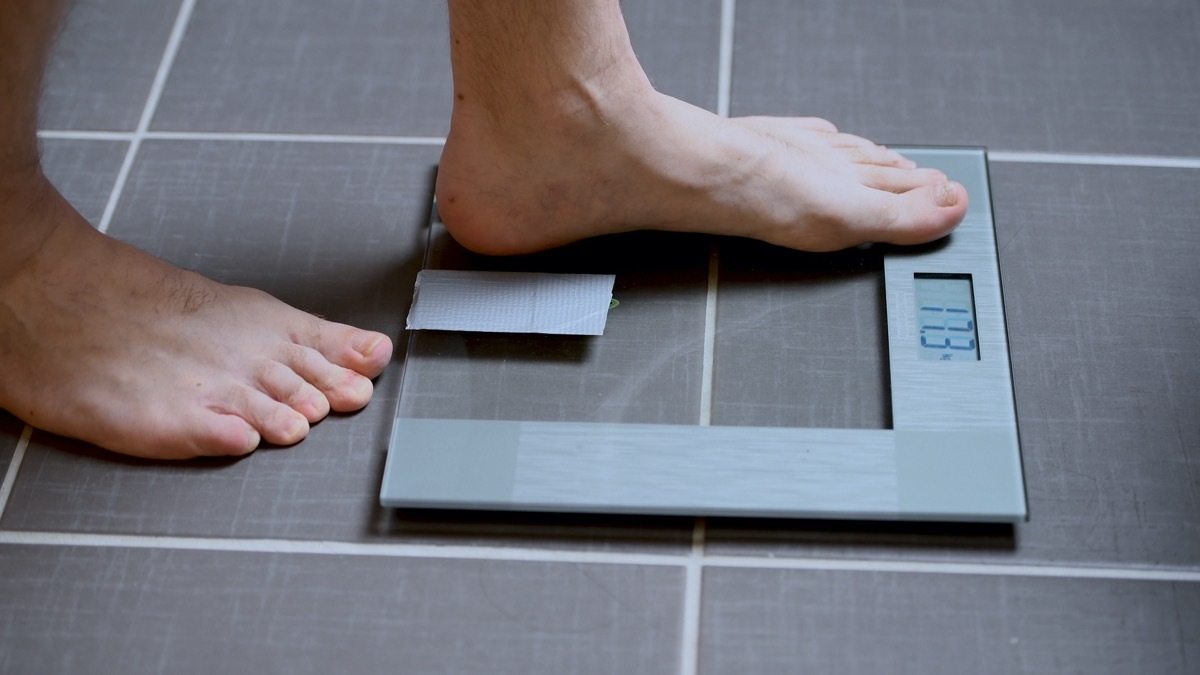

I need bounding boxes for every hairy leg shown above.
[0,1,393,459]
[437,0,967,256]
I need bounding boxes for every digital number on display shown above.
[914,273,980,362]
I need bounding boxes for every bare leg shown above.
[437,0,967,255]
[0,1,393,459]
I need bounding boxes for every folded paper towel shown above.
[406,270,617,335]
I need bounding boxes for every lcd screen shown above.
[915,273,979,361]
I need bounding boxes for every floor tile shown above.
[42,0,183,131]
[992,162,1200,564]
[731,0,1200,155]
[150,0,450,135]
[706,163,1200,568]
[711,242,889,429]
[699,567,1200,675]
[38,139,129,224]
[151,0,721,136]
[0,545,684,675]
[623,0,723,113]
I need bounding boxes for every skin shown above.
[0,0,966,460]
[0,0,393,459]
[437,0,967,255]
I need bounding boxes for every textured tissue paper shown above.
[405,270,617,336]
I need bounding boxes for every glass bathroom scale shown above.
[381,148,1027,523]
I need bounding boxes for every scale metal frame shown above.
[381,148,1027,523]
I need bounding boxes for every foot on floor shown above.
[0,175,393,459]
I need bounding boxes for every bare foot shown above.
[438,87,967,256]
[0,175,393,459]
[436,1,967,256]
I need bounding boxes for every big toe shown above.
[861,181,968,246]
[298,316,393,378]
[345,328,393,377]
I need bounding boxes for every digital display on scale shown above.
[915,273,979,361]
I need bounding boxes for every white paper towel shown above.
[406,270,617,335]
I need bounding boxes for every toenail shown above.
[934,182,958,208]
[352,376,374,400]
[355,333,384,358]
[285,415,308,439]
[242,430,261,454]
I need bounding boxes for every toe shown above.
[294,315,392,378]
[193,414,262,457]
[278,343,375,413]
[256,360,331,423]
[352,329,393,376]
[126,409,261,459]
[859,181,968,246]
[857,166,946,194]
[219,386,311,447]
[839,140,916,168]
[738,116,838,136]
[792,116,838,133]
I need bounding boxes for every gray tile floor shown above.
[2,0,1197,673]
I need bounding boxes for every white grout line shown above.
[39,127,1200,171]
[2,529,1199,583]
[699,554,1200,583]
[698,0,735,430]
[38,129,446,146]
[37,130,135,141]
[679,519,707,675]
[145,131,447,146]
[716,0,736,118]
[96,0,196,233]
[134,0,195,133]
[95,148,136,234]
[697,244,719,427]
[0,426,33,521]
[0,530,681,566]
[988,151,1200,169]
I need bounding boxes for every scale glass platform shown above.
[381,148,1027,523]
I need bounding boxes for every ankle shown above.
[451,54,652,142]
[447,0,652,135]
[0,172,70,285]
